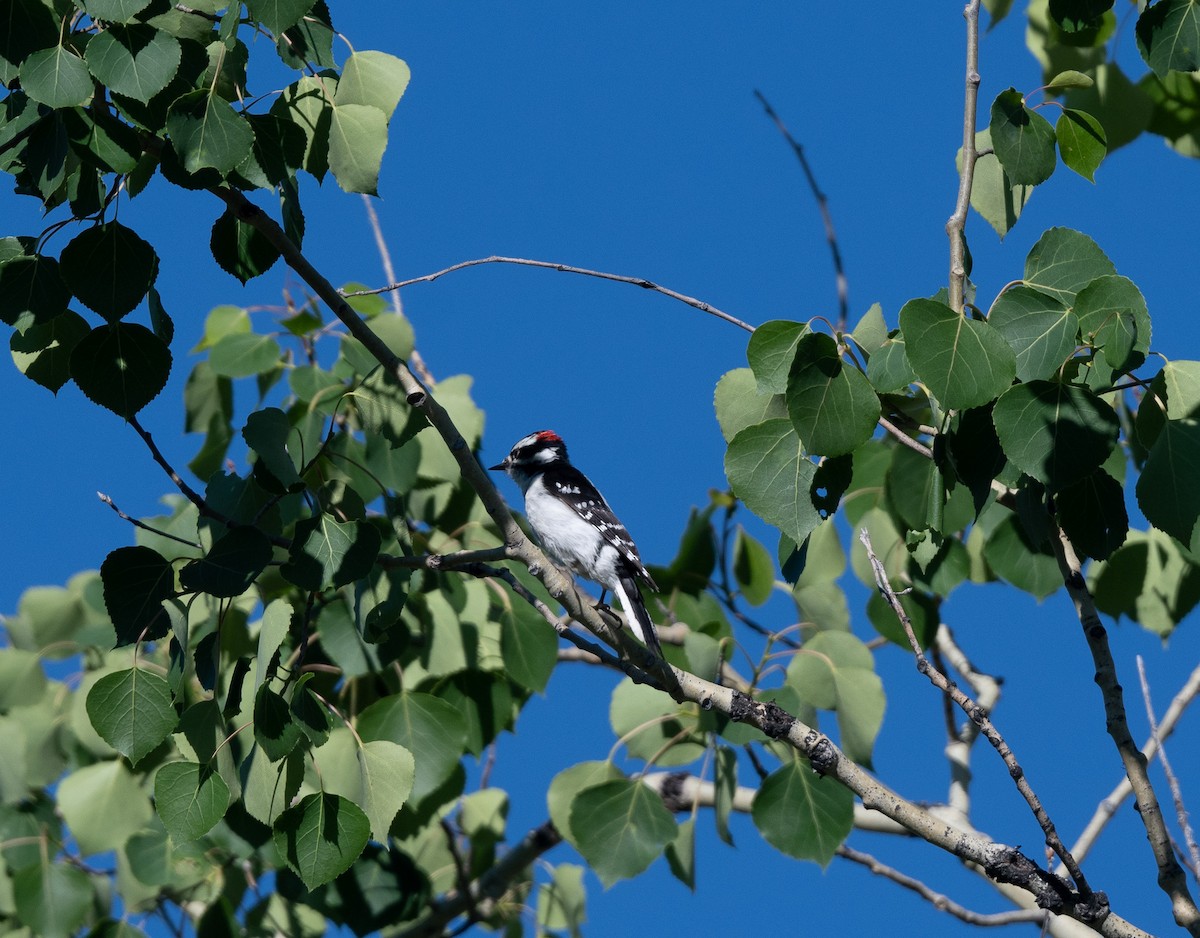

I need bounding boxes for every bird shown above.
[489,430,662,658]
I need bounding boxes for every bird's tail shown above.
[613,574,663,659]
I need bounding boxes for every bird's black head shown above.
[489,430,570,482]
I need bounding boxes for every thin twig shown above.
[946,0,982,314]
[359,195,436,384]
[753,90,849,331]
[860,528,1094,902]
[344,255,756,334]
[1069,660,1200,866]
[1138,656,1200,877]
[97,492,202,549]
[1052,525,1200,933]
[839,845,1052,928]
[128,414,208,513]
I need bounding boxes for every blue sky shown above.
[4,3,1200,936]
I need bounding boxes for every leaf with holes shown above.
[71,323,171,418]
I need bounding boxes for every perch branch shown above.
[1052,524,1200,933]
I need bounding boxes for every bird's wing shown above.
[551,465,658,589]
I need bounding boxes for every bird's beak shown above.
[488,459,507,471]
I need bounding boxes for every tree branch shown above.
[753,90,849,331]
[211,183,1144,936]
[861,529,1096,903]
[946,0,982,314]
[1052,524,1200,934]
[1137,656,1200,878]
[343,255,756,334]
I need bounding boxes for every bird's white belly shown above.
[525,484,619,585]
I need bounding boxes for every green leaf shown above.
[335,51,411,120]
[270,75,333,179]
[256,598,292,690]
[281,515,382,590]
[537,863,586,938]
[254,684,302,762]
[59,222,158,322]
[1074,274,1151,367]
[246,0,317,35]
[0,255,71,328]
[1137,419,1200,545]
[1056,470,1128,561]
[1046,69,1096,90]
[166,89,255,175]
[85,667,178,763]
[57,760,153,854]
[12,860,91,938]
[500,600,558,693]
[713,744,737,846]
[179,525,273,598]
[733,526,775,605]
[242,407,304,490]
[242,745,303,825]
[273,792,370,890]
[208,331,282,377]
[71,323,172,418]
[85,25,181,101]
[1137,0,1200,76]
[210,205,281,283]
[10,309,90,393]
[990,88,1057,185]
[747,319,808,394]
[356,692,467,803]
[899,298,1016,409]
[154,761,230,841]
[1056,108,1107,181]
[992,380,1119,492]
[315,730,415,842]
[609,678,704,767]
[21,46,93,108]
[751,760,853,866]
[1090,529,1200,636]
[786,632,884,764]
[786,332,880,457]
[724,419,821,546]
[988,285,1078,382]
[100,545,175,645]
[983,511,1061,599]
[713,368,787,443]
[865,332,917,393]
[570,779,676,887]
[1136,361,1200,451]
[665,815,696,890]
[1023,227,1117,304]
[967,128,1032,238]
[328,102,388,195]
[547,761,623,849]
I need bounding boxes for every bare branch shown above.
[946,0,982,314]
[860,528,1095,902]
[839,845,1052,928]
[1052,525,1200,932]
[1138,656,1200,877]
[97,492,202,550]
[344,255,756,334]
[753,89,849,331]
[1070,660,1200,866]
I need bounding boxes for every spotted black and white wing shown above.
[546,464,658,589]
